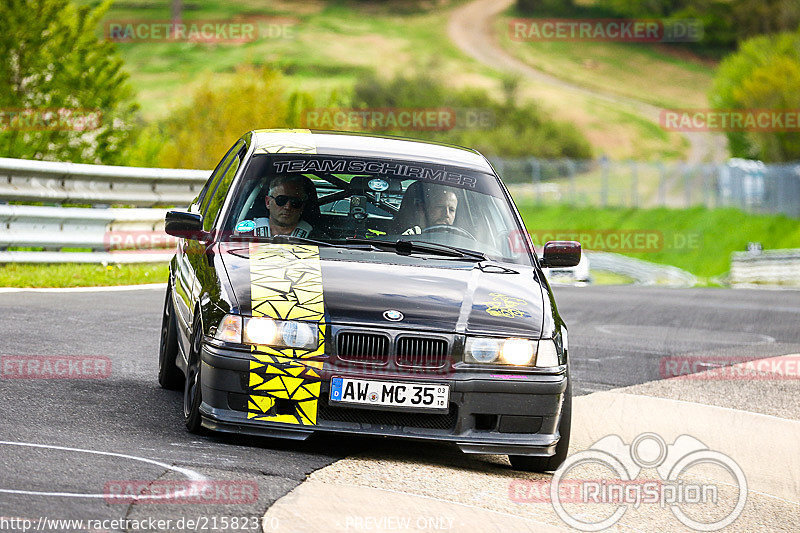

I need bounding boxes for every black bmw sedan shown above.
[159,129,580,472]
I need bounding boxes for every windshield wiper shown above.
[342,238,487,261]
[264,234,336,247]
[229,233,346,249]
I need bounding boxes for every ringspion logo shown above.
[537,433,747,531]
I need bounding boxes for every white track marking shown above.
[0,283,166,293]
[0,440,206,499]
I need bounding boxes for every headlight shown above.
[501,338,536,365]
[464,336,562,367]
[467,337,502,363]
[215,314,318,350]
[243,316,278,345]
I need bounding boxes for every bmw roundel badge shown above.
[383,310,404,321]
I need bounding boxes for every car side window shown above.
[195,141,244,213]
[203,147,244,232]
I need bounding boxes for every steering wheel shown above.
[421,224,476,240]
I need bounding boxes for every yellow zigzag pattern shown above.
[247,243,325,425]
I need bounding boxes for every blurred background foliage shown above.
[2,0,799,166]
[127,67,346,169]
[128,67,592,169]
[516,0,800,55]
[710,29,800,162]
[0,0,137,164]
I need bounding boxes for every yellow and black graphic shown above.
[253,129,317,155]
[247,243,325,425]
[482,292,529,319]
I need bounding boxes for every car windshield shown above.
[221,154,532,266]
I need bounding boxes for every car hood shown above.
[219,243,544,338]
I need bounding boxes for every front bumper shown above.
[199,341,568,456]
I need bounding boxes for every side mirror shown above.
[541,240,581,268]
[165,210,207,241]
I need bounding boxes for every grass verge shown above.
[0,263,169,288]
[88,0,690,160]
[497,8,716,110]
[590,270,635,285]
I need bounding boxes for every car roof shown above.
[249,129,495,174]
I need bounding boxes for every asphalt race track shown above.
[1,285,799,530]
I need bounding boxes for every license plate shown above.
[329,377,449,412]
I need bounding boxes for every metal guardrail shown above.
[730,249,800,286]
[0,204,168,249]
[0,157,209,207]
[586,251,697,287]
[0,157,209,263]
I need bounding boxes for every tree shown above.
[711,30,800,162]
[153,67,345,169]
[0,0,138,164]
[352,71,592,158]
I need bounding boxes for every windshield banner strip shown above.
[268,155,495,194]
[247,243,325,426]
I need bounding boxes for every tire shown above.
[509,376,572,472]
[158,286,184,390]
[183,317,205,434]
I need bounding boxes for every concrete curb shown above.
[262,355,800,530]
[572,391,800,503]
[262,480,569,533]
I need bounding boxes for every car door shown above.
[174,139,246,353]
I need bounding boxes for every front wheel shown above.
[183,319,204,434]
[509,376,572,472]
[158,286,184,390]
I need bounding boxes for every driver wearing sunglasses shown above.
[253,175,314,238]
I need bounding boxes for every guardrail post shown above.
[566,158,576,205]
[529,157,542,204]
[683,163,691,207]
